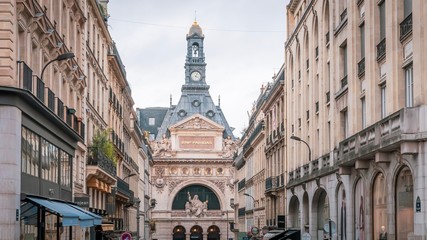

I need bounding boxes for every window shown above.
[341,109,348,138]
[395,166,414,239]
[405,65,413,107]
[360,24,365,58]
[21,127,40,177]
[41,139,59,183]
[61,151,72,188]
[361,97,366,128]
[381,84,386,118]
[148,117,155,126]
[404,0,412,18]
[379,1,386,40]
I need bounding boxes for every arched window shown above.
[172,185,220,210]
[192,43,199,57]
[395,166,414,239]
[289,195,300,228]
[337,184,347,239]
[373,173,387,239]
[354,179,365,240]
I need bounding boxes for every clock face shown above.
[190,71,201,81]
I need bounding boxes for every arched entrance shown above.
[312,188,329,239]
[207,225,220,240]
[373,172,387,239]
[173,225,186,240]
[395,166,414,239]
[190,225,203,240]
[302,192,309,230]
[289,195,300,228]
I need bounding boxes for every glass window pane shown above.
[396,166,414,239]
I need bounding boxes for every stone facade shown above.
[284,0,427,239]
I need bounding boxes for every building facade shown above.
[0,0,147,239]
[284,0,427,239]
[234,84,267,239]
[137,22,237,240]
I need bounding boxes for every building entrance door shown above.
[190,225,203,240]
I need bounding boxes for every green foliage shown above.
[89,129,117,164]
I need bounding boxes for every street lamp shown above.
[290,135,312,162]
[222,211,229,240]
[243,192,258,238]
[40,52,75,80]
[123,173,137,181]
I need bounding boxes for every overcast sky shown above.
[107,0,288,137]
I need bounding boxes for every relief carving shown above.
[222,136,238,158]
[151,134,171,157]
[210,180,225,193]
[168,179,184,193]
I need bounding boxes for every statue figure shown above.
[222,135,236,158]
[186,192,208,217]
[152,134,171,157]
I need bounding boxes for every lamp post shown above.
[222,211,229,240]
[243,193,258,239]
[135,198,141,240]
[40,52,75,80]
[123,173,137,181]
[290,135,312,162]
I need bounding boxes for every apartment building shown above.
[284,0,427,239]
[0,0,146,239]
[234,84,267,239]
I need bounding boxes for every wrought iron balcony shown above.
[377,38,386,61]
[16,61,84,139]
[117,177,134,200]
[265,177,273,190]
[341,75,348,88]
[358,58,365,77]
[340,9,347,22]
[400,13,412,41]
[87,153,117,177]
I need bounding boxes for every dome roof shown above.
[188,21,203,37]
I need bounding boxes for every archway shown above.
[207,225,220,240]
[289,195,300,228]
[190,225,203,240]
[395,166,414,239]
[173,225,186,240]
[172,185,221,210]
[303,192,309,229]
[373,172,387,239]
[312,188,329,239]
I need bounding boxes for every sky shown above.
[107,0,288,138]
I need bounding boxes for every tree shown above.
[89,129,116,164]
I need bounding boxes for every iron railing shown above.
[377,38,386,61]
[400,13,412,41]
[358,57,365,77]
[87,153,117,177]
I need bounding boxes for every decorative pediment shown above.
[170,114,224,132]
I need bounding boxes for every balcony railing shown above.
[340,9,348,22]
[326,91,330,103]
[377,38,386,61]
[400,13,412,41]
[87,153,117,177]
[287,152,336,187]
[338,108,416,165]
[341,75,348,88]
[17,61,84,139]
[315,46,319,58]
[358,58,365,77]
[238,178,246,191]
[117,178,133,199]
[266,177,272,190]
[110,217,124,231]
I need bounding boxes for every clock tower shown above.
[148,21,235,140]
[183,21,209,91]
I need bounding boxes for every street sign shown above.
[120,232,132,240]
[302,232,311,240]
[251,226,259,235]
[323,220,336,233]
